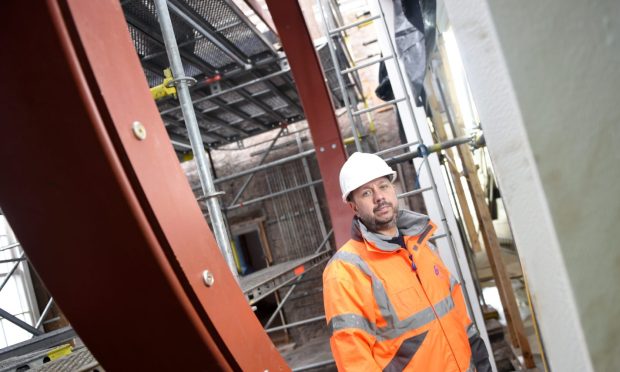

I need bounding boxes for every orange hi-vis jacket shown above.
[323,210,488,371]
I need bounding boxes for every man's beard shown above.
[359,201,399,234]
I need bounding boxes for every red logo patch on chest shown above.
[434,264,440,276]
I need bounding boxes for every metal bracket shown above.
[166,76,197,88]
[197,191,226,202]
[278,52,290,71]
[210,80,222,94]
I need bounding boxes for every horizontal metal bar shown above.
[170,139,193,149]
[0,251,26,293]
[249,137,307,156]
[160,69,290,115]
[352,97,405,116]
[216,21,242,33]
[265,315,325,333]
[329,14,380,34]
[0,242,20,252]
[0,307,42,335]
[0,326,76,360]
[429,233,448,242]
[352,53,381,65]
[243,249,331,295]
[479,274,524,283]
[226,180,323,210]
[384,135,475,166]
[340,55,393,75]
[212,149,316,185]
[249,252,331,305]
[373,140,420,156]
[251,89,272,97]
[0,257,26,264]
[397,186,432,199]
[292,359,336,372]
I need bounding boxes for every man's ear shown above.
[347,201,358,214]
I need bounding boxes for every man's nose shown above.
[374,188,385,203]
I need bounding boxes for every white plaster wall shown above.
[441,0,620,370]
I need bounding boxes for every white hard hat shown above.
[339,152,397,202]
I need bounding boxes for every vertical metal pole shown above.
[154,0,237,279]
[34,298,54,329]
[296,134,331,251]
[317,0,363,153]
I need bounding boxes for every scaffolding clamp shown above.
[417,143,430,157]
[150,68,177,101]
[197,191,226,202]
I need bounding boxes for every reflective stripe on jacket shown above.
[323,210,477,371]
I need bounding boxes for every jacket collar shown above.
[351,209,431,252]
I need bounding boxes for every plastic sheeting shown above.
[375,0,437,104]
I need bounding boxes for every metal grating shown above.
[122,0,356,153]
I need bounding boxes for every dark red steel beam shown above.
[0,1,288,371]
[265,0,353,247]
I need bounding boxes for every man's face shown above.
[348,176,399,235]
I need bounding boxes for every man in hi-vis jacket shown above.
[323,152,491,371]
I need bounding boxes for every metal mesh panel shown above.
[262,95,288,110]
[221,23,269,57]
[123,0,347,149]
[192,37,235,68]
[219,91,245,104]
[123,0,158,29]
[216,111,241,123]
[195,99,218,112]
[182,0,238,31]
[143,67,164,86]
[242,81,271,95]
[237,103,266,118]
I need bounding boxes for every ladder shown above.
[316,0,496,368]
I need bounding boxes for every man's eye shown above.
[362,190,372,197]
[380,184,389,189]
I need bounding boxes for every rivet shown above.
[320,146,325,152]
[202,270,215,287]
[132,121,147,140]
[331,143,336,149]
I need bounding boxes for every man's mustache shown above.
[374,201,393,212]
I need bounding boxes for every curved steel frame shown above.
[0,0,289,370]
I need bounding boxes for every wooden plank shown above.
[426,90,483,253]
[435,36,535,368]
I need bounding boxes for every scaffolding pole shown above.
[154,0,237,279]
[317,0,363,152]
